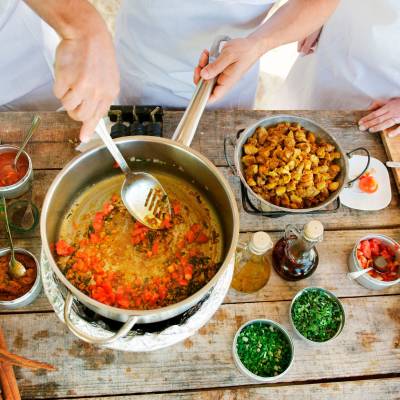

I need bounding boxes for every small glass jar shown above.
[231,231,273,294]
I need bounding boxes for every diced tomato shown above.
[90,233,101,244]
[196,233,209,244]
[172,200,181,215]
[190,223,202,234]
[152,241,159,255]
[177,239,185,249]
[185,230,196,244]
[370,239,381,257]
[360,240,371,259]
[102,202,114,215]
[359,174,378,193]
[113,162,120,169]
[55,240,75,256]
[162,215,173,229]
[146,250,153,258]
[178,278,188,286]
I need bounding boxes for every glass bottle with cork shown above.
[272,220,324,281]
[231,231,273,293]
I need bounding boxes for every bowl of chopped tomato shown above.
[0,145,33,199]
[349,234,400,290]
[0,247,42,309]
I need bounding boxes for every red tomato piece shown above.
[359,174,378,193]
[56,240,75,256]
[196,233,209,244]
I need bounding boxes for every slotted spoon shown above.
[96,119,170,229]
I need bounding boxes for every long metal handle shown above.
[172,35,230,147]
[14,115,41,166]
[64,292,138,345]
[96,118,132,176]
[347,267,372,280]
[386,161,400,168]
[1,196,15,257]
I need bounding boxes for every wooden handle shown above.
[0,326,21,400]
[0,349,56,372]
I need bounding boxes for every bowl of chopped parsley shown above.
[233,319,294,382]
[290,287,345,344]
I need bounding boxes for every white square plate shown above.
[340,155,392,211]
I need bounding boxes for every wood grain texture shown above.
[381,130,400,193]
[1,296,398,399]
[1,228,399,314]
[58,378,400,400]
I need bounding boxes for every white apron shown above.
[115,0,274,108]
[273,0,400,110]
[0,0,60,110]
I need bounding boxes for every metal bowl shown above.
[0,145,33,199]
[0,247,42,309]
[229,115,369,213]
[348,234,400,290]
[232,319,294,382]
[289,287,345,344]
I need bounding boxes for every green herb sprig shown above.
[291,289,343,342]
[236,322,291,377]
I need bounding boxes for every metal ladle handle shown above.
[14,115,41,166]
[172,35,231,147]
[2,196,15,258]
[95,118,132,176]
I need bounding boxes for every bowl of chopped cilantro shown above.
[290,287,345,344]
[233,319,294,382]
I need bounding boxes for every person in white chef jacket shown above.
[0,0,119,141]
[272,0,400,137]
[115,0,339,109]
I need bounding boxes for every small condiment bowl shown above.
[289,287,345,345]
[0,145,33,199]
[348,234,400,290]
[232,319,294,382]
[0,247,42,309]
[7,199,40,233]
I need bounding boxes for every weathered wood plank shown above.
[58,378,400,400]
[1,296,398,399]
[0,167,398,241]
[0,110,390,168]
[1,228,399,314]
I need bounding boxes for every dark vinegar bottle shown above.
[272,220,324,281]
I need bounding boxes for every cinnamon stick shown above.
[0,349,56,372]
[0,326,20,400]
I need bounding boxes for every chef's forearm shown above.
[24,0,107,39]
[249,0,339,56]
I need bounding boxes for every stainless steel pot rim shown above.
[0,247,42,306]
[40,135,239,317]
[232,318,295,382]
[0,144,32,190]
[351,234,400,285]
[289,287,345,344]
[233,114,350,213]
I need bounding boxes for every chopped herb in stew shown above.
[236,322,292,377]
[291,288,343,342]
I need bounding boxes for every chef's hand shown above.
[54,33,119,142]
[193,38,261,103]
[358,98,400,138]
[25,0,119,143]
[297,27,322,55]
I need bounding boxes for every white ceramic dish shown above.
[232,319,294,382]
[340,155,391,211]
[348,234,400,290]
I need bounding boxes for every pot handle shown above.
[346,147,371,187]
[63,292,138,345]
[172,35,231,147]
[223,136,239,176]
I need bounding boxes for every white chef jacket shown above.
[115,0,274,108]
[0,0,60,111]
[272,0,400,110]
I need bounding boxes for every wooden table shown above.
[0,110,399,400]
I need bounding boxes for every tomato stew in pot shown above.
[54,173,224,310]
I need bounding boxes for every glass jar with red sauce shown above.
[0,145,32,199]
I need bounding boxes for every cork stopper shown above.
[249,231,273,255]
[304,220,324,241]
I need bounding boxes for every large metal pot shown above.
[40,36,239,345]
[225,115,370,213]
